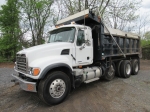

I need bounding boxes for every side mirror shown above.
[85,40,91,46]
[79,40,91,50]
[79,43,85,50]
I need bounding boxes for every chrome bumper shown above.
[11,74,37,92]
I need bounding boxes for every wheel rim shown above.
[108,65,115,76]
[135,62,139,72]
[49,79,66,98]
[126,64,131,75]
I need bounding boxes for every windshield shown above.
[48,27,76,43]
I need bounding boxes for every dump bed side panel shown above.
[101,34,140,58]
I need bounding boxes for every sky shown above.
[140,0,150,14]
[0,0,5,8]
[141,0,150,9]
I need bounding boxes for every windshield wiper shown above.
[55,40,62,42]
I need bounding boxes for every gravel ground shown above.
[0,60,150,112]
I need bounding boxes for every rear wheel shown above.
[131,59,139,75]
[120,60,131,78]
[104,64,115,81]
[38,71,71,105]
[115,60,123,77]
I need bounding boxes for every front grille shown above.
[16,54,27,73]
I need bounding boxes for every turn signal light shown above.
[85,14,89,18]
[71,21,76,24]
[27,84,34,91]
[55,24,64,28]
[55,25,59,28]
[32,68,40,76]
[79,66,82,69]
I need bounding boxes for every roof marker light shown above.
[85,14,89,18]
[55,24,64,28]
[71,21,76,24]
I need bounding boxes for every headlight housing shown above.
[28,67,40,76]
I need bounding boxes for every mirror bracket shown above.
[79,39,91,50]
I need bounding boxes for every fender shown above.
[39,63,72,79]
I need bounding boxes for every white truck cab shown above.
[49,24,93,66]
[14,24,93,79]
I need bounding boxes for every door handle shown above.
[87,57,89,60]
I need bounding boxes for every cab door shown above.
[75,28,93,65]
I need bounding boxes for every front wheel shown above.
[38,71,71,105]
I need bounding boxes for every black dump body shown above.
[56,10,140,62]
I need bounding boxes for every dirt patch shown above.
[140,59,150,70]
[0,62,14,68]
[144,81,150,85]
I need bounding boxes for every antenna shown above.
[84,0,86,28]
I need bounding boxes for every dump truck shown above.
[12,9,141,105]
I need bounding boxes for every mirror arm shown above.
[79,39,91,50]
[79,43,85,50]
[85,39,91,46]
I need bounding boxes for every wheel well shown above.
[37,66,73,90]
[47,67,72,80]
[126,55,139,60]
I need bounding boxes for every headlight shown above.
[14,62,17,69]
[28,67,40,76]
[27,67,32,75]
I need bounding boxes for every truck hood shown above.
[17,42,72,63]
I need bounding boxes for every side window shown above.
[77,30,85,46]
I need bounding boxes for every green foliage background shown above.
[0,0,21,62]
[141,31,150,59]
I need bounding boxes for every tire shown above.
[104,64,115,81]
[120,60,131,78]
[115,60,123,77]
[38,71,71,105]
[131,59,139,75]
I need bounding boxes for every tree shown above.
[144,31,150,40]
[53,0,110,21]
[20,0,54,46]
[103,0,141,30]
[53,0,141,31]
[134,14,150,36]
[0,0,21,61]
